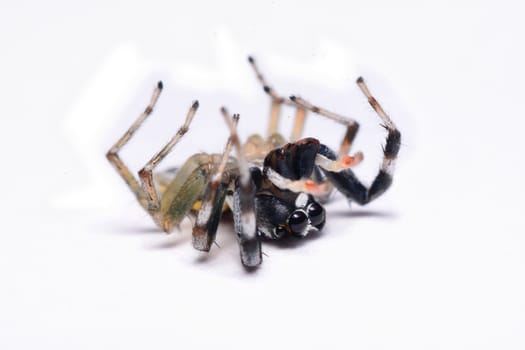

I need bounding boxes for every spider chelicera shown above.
[106,56,401,268]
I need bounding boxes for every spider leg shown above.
[287,95,360,202]
[230,178,262,268]
[138,100,199,213]
[318,77,401,205]
[290,106,307,142]
[247,56,305,140]
[289,95,360,158]
[222,107,262,267]
[192,115,239,251]
[263,167,332,197]
[106,81,163,210]
[192,181,229,252]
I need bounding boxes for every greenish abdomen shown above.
[160,154,212,228]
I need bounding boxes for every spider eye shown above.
[288,210,308,234]
[307,202,325,227]
[274,225,288,239]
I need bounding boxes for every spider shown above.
[106,57,401,268]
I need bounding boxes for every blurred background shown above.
[1,1,524,349]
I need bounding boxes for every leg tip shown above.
[240,239,262,268]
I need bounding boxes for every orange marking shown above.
[304,180,330,195]
[341,155,353,166]
[304,180,318,191]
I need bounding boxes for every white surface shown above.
[1,1,524,349]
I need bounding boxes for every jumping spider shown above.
[106,57,401,267]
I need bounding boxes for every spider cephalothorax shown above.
[107,56,401,268]
[251,138,327,239]
[255,191,325,239]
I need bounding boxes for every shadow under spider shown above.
[263,209,397,250]
[110,224,161,235]
[328,209,397,219]
[262,230,323,250]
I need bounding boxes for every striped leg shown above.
[247,56,305,141]
[289,95,362,202]
[192,182,229,252]
[222,107,262,268]
[356,76,400,189]
[320,77,401,205]
[231,178,261,268]
[289,95,360,159]
[138,100,199,213]
[192,115,239,252]
[106,81,164,210]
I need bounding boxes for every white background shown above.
[1,1,524,349]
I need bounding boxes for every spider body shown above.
[252,137,327,239]
[106,57,401,268]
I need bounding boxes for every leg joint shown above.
[138,167,151,178]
